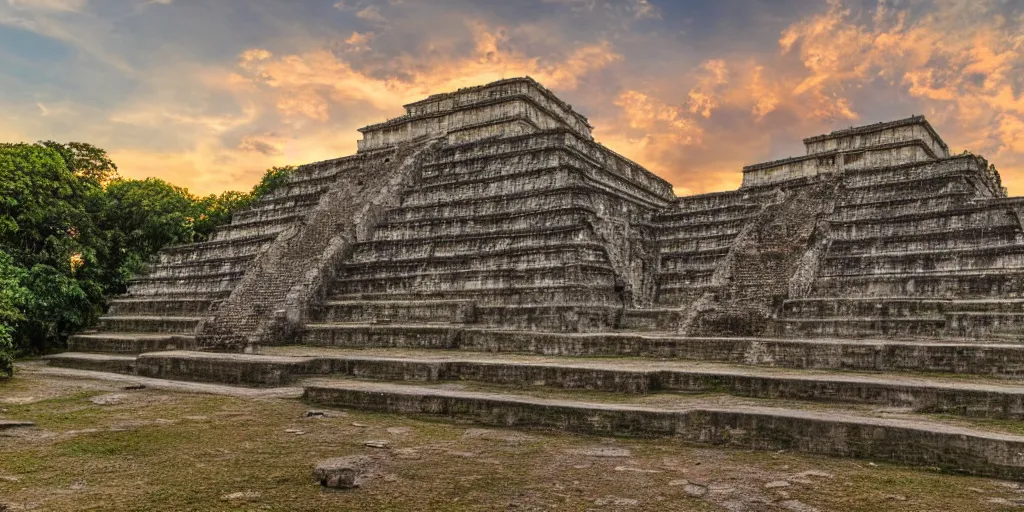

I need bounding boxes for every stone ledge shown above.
[302,379,1024,480]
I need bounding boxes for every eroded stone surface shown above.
[314,456,372,490]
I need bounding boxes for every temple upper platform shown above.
[741,115,953,188]
[356,77,594,152]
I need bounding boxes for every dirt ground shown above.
[2,362,1024,511]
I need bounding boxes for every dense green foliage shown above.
[0,141,295,373]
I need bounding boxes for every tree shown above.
[0,251,28,377]
[193,190,252,241]
[249,165,296,200]
[0,142,298,359]
[97,177,201,294]
[37,141,119,185]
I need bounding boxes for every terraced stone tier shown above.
[106,298,221,316]
[208,214,301,242]
[67,333,196,354]
[619,308,685,331]
[141,255,256,280]
[125,272,245,297]
[296,326,1024,377]
[830,225,1023,255]
[819,245,1024,277]
[154,234,276,266]
[349,226,596,263]
[329,264,619,298]
[808,269,1024,298]
[95,315,202,334]
[775,317,947,339]
[310,300,476,324]
[828,205,1020,240]
[829,192,973,221]
[382,188,591,224]
[44,353,137,374]
[47,347,1024,421]
[328,285,620,307]
[780,298,1024,339]
[339,245,610,277]
[303,379,1024,480]
[370,207,594,241]
[232,192,322,222]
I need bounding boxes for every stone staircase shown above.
[67,154,368,354]
[46,79,1024,481]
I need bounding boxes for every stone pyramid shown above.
[48,77,1024,480]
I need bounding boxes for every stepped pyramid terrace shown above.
[44,76,1024,480]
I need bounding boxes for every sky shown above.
[0,0,1022,197]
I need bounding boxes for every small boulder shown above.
[314,456,370,490]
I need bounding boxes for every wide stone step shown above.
[44,352,137,374]
[471,304,620,332]
[655,284,713,308]
[301,324,1024,376]
[311,300,477,324]
[809,269,1024,299]
[257,176,335,202]
[331,264,617,297]
[300,324,463,349]
[209,214,300,242]
[661,191,751,215]
[820,244,1024,277]
[830,224,1023,255]
[67,333,197,354]
[400,167,578,208]
[839,173,973,201]
[384,187,589,224]
[351,226,596,263]
[303,379,1024,480]
[653,203,757,225]
[659,250,728,273]
[841,160,980,189]
[416,156,570,191]
[782,298,950,318]
[945,312,1024,339]
[776,317,947,339]
[830,192,973,222]
[114,347,1024,422]
[829,207,1019,240]
[659,233,740,254]
[135,351,330,387]
[656,218,749,240]
[142,254,255,280]
[418,145,567,186]
[231,202,313,224]
[106,298,220,316]
[340,246,609,278]
[329,284,620,306]
[245,190,322,215]
[619,308,685,331]
[657,269,716,289]
[126,272,245,297]
[156,234,275,266]
[96,315,202,334]
[371,207,592,241]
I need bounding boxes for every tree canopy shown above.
[0,141,295,376]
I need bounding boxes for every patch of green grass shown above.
[2,373,1023,511]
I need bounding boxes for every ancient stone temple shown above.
[49,77,1024,480]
